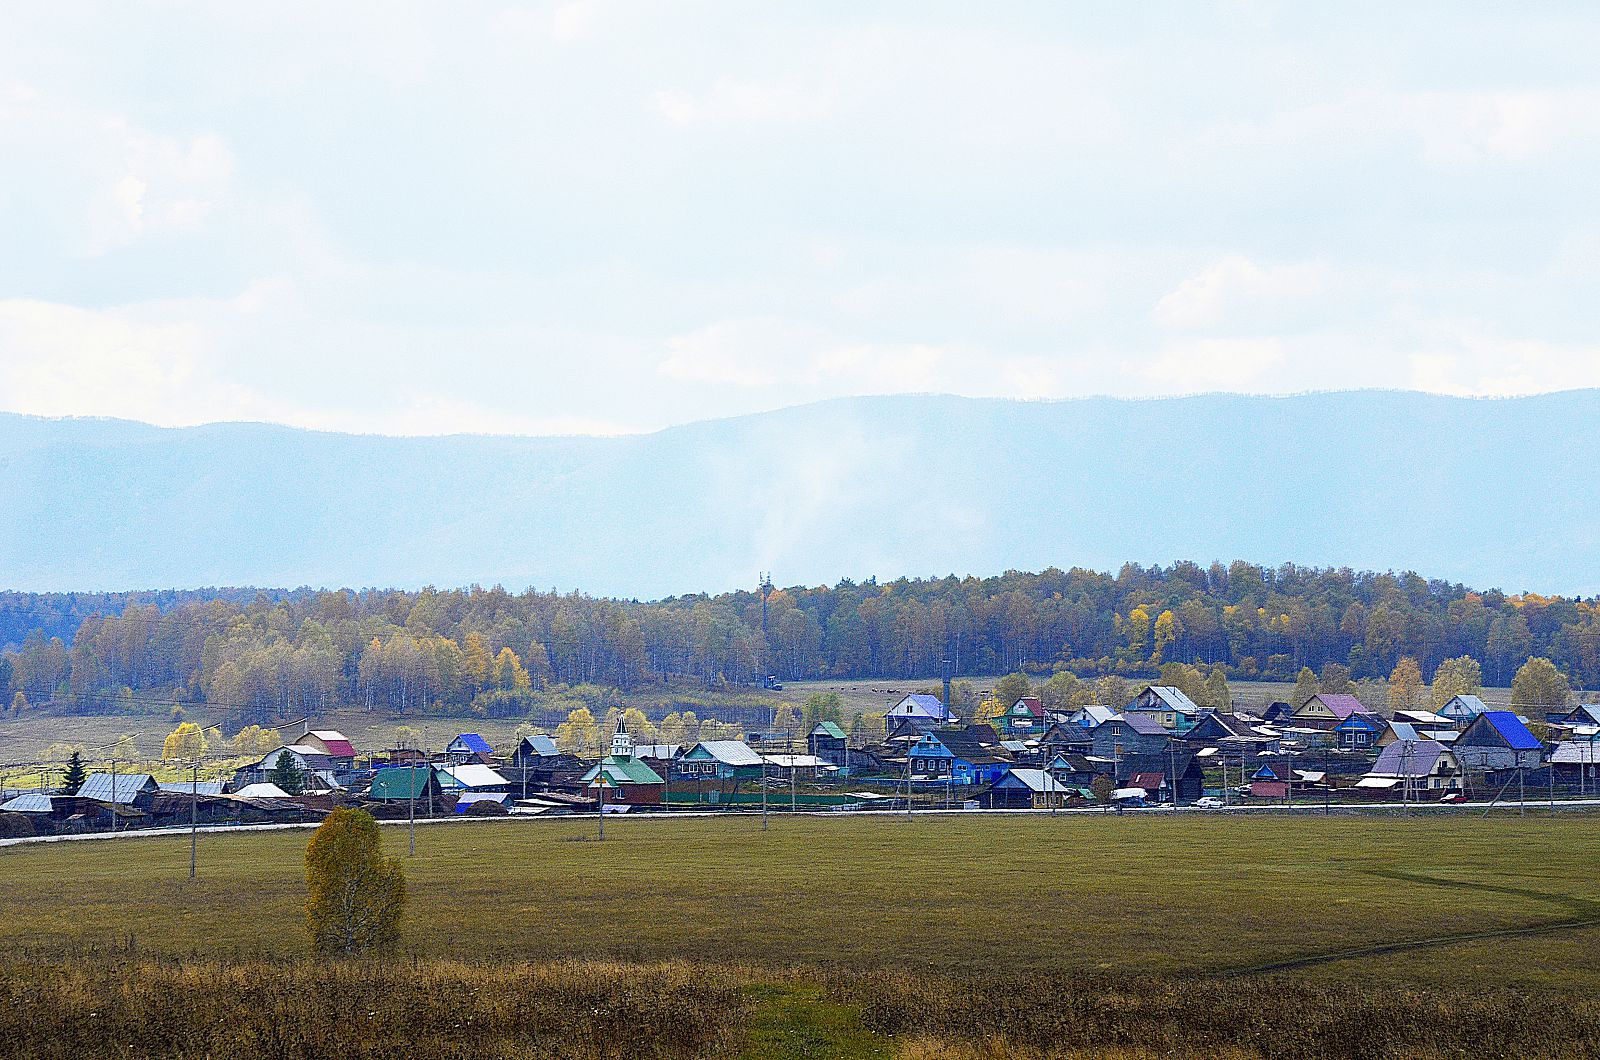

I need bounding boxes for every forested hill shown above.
[1,563,1597,727]
[1,390,1598,598]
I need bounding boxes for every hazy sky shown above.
[3,2,1599,436]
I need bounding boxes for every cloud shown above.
[1154,256,1343,333]
[1142,338,1286,392]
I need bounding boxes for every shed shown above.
[78,773,160,809]
[0,793,53,814]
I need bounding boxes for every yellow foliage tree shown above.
[971,697,1005,727]
[304,808,406,956]
[1388,657,1424,714]
[1152,610,1179,663]
[1430,656,1483,709]
[554,707,601,756]
[162,722,208,761]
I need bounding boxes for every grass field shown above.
[4,813,1599,990]
[5,813,1600,1057]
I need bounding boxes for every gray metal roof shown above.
[158,780,225,796]
[77,773,156,804]
[0,793,52,813]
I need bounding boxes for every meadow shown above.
[4,813,1600,1057]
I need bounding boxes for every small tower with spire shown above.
[611,713,633,759]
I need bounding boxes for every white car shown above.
[1193,796,1226,809]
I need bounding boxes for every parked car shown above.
[1439,792,1468,804]
[1194,796,1225,809]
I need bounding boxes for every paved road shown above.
[6,796,1600,849]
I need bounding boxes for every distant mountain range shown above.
[1,390,1596,597]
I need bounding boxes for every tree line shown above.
[0,561,1595,722]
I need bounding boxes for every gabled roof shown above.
[1070,705,1118,728]
[890,693,951,719]
[582,756,665,786]
[517,734,560,757]
[633,743,681,760]
[994,767,1075,793]
[1334,711,1386,732]
[1105,713,1168,736]
[1565,705,1600,726]
[158,779,225,796]
[1462,711,1542,751]
[1441,694,1489,717]
[919,726,1007,765]
[1,793,52,813]
[1299,694,1366,720]
[232,782,291,799]
[78,773,157,804]
[685,740,764,766]
[1133,686,1201,713]
[305,731,357,757]
[1010,697,1045,719]
[448,733,493,755]
[812,721,848,740]
[1371,739,1450,778]
[437,764,510,789]
[368,766,437,800]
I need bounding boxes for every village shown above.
[5,682,1597,837]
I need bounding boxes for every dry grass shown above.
[0,956,748,1060]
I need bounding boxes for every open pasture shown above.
[3,812,1599,994]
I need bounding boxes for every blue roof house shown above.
[1453,711,1543,771]
[1333,712,1386,751]
[908,727,1009,786]
[446,733,494,760]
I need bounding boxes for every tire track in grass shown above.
[1209,870,1600,977]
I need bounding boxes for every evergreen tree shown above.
[270,753,306,796]
[60,750,86,795]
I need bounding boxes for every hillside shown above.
[1,390,1596,596]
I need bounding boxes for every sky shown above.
[2,1,1599,437]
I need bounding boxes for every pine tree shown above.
[61,750,86,795]
[270,752,306,796]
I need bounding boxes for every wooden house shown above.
[679,740,765,780]
[808,722,850,767]
[1358,740,1462,794]
[1292,694,1367,732]
[980,767,1084,809]
[1333,711,1386,751]
[445,733,494,762]
[909,725,1009,786]
[1438,695,1490,729]
[1116,751,1204,803]
[997,697,1046,735]
[1452,711,1542,772]
[1090,715,1170,759]
[1125,686,1203,732]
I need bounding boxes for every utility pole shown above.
[790,757,797,815]
[597,774,606,841]
[904,738,913,819]
[189,758,200,880]
[408,759,418,856]
[109,753,118,835]
[761,750,769,831]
